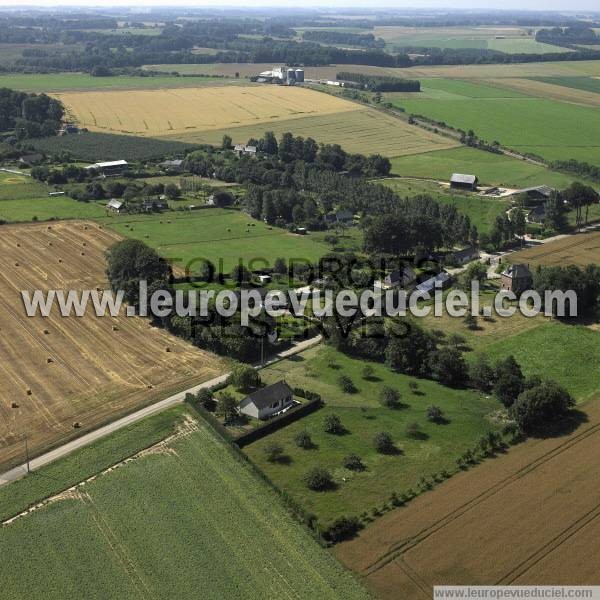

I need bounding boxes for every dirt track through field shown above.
[0,221,225,469]
[334,399,600,598]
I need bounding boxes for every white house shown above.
[238,381,294,420]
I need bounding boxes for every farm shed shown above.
[416,272,452,295]
[86,160,129,177]
[239,381,294,420]
[19,153,45,166]
[501,263,533,294]
[450,173,478,191]
[234,145,257,157]
[107,199,124,213]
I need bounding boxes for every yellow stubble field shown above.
[0,221,225,469]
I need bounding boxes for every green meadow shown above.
[0,411,367,599]
[391,81,600,163]
[390,147,578,189]
[530,76,600,94]
[102,208,330,273]
[243,345,501,526]
[381,177,509,233]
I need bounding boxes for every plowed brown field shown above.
[335,400,600,598]
[0,221,225,469]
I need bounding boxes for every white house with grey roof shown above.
[238,381,294,420]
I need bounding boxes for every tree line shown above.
[0,88,64,139]
[336,72,420,92]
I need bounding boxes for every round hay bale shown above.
[58,259,62,263]
[16,243,20,247]
[112,325,119,331]
[48,242,52,246]
[43,329,49,335]
[46,357,53,364]
[26,388,32,396]
[82,242,87,247]
[14,262,19,267]
[73,422,81,429]
[145,234,149,239]
[147,384,153,389]
[47,226,52,230]
[84,226,88,230]
[81,252,85,256]
[165,346,171,353]
[11,402,18,409]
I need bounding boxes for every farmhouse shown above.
[86,160,129,177]
[453,246,480,265]
[158,159,183,172]
[384,266,417,289]
[517,185,555,202]
[239,380,294,420]
[234,144,257,157]
[501,263,533,294]
[19,153,44,166]
[416,272,452,294]
[527,204,546,224]
[450,173,478,191]
[58,123,79,135]
[141,200,168,212]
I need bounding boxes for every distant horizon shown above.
[0,3,599,14]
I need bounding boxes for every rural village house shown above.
[501,263,533,294]
[383,266,417,289]
[453,246,480,265]
[239,380,295,420]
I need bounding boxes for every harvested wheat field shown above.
[0,221,225,469]
[335,399,600,599]
[53,85,358,136]
[53,84,456,157]
[509,230,600,267]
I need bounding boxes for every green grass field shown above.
[243,345,501,526]
[381,177,509,233]
[0,170,48,200]
[0,73,230,92]
[0,197,107,223]
[483,322,600,402]
[391,82,600,163]
[530,76,600,94]
[371,25,569,54]
[0,411,367,599]
[33,131,197,162]
[102,208,331,273]
[390,147,578,189]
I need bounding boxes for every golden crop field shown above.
[167,108,458,157]
[0,221,225,469]
[510,231,600,267]
[54,84,457,157]
[54,85,359,136]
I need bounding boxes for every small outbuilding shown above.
[416,272,452,295]
[450,173,478,191]
[107,198,124,213]
[86,160,128,177]
[527,205,546,224]
[238,381,294,420]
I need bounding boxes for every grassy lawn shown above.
[0,197,107,222]
[0,411,368,599]
[0,171,48,200]
[381,177,509,233]
[482,321,600,402]
[390,84,600,163]
[243,345,501,526]
[101,208,330,274]
[390,147,579,189]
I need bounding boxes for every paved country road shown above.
[0,335,322,487]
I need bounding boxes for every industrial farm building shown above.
[256,66,304,84]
